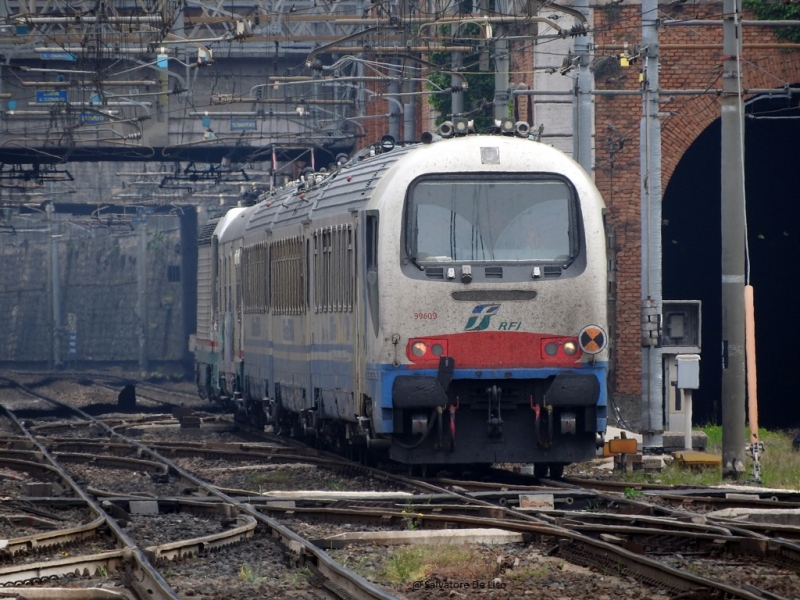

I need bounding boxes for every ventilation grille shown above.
[544,266,562,277]
[452,290,537,301]
[197,221,219,245]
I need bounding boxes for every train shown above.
[194,125,609,477]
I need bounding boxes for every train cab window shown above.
[406,177,575,264]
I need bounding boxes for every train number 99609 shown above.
[414,312,438,320]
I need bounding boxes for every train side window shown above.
[313,224,354,313]
[366,213,378,275]
[242,241,269,314]
[270,235,305,315]
[365,212,380,335]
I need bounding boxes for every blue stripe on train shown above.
[365,362,608,435]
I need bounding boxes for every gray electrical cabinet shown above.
[676,354,700,390]
[662,301,702,437]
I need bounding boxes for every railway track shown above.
[2,374,800,599]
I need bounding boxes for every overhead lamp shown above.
[498,118,515,134]
[452,117,469,136]
[380,135,395,152]
[438,121,454,138]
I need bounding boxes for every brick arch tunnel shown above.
[663,91,800,429]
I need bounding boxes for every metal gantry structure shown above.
[0,0,575,170]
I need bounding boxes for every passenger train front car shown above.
[194,130,609,477]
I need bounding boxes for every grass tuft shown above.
[383,543,492,584]
[623,427,800,490]
[239,564,264,583]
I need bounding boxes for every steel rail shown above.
[52,452,169,475]
[0,396,181,600]
[4,379,790,599]
[1,516,106,557]
[143,514,257,562]
[3,379,400,600]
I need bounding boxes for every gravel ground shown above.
[61,464,187,497]
[159,528,334,600]
[659,554,800,599]
[137,426,258,444]
[0,464,68,498]
[174,457,411,494]
[125,512,226,548]
[0,416,17,434]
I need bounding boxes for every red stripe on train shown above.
[405,331,581,369]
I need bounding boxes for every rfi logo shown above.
[464,304,501,331]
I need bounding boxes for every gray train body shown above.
[194,134,610,475]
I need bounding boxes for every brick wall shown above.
[595,2,798,397]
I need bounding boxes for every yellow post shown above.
[744,285,758,445]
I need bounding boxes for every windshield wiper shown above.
[408,256,425,271]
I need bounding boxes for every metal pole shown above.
[573,0,592,171]
[684,389,693,451]
[51,220,61,369]
[451,50,464,116]
[403,63,416,141]
[137,216,148,372]
[46,202,62,369]
[493,0,509,121]
[388,60,401,139]
[721,0,746,478]
[641,0,663,451]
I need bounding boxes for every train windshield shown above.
[407,177,574,263]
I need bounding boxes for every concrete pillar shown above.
[136,216,148,372]
[46,203,62,369]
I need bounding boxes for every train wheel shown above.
[548,463,565,479]
[407,464,429,478]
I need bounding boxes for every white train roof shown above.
[214,206,249,244]
[227,135,602,240]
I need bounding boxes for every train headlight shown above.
[563,341,578,356]
[406,338,448,361]
[541,337,583,361]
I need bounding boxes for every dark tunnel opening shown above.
[663,92,800,430]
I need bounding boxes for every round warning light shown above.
[579,325,607,355]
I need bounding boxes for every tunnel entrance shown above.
[663,91,800,430]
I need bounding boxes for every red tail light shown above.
[406,339,448,362]
[541,337,583,361]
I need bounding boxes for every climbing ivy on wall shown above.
[743,0,800,43]
[427,23,505,132]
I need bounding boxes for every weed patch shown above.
[382,543,492,584]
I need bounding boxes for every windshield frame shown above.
[403,172,580,266]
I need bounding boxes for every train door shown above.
[234,246,242,372]
[358,209,379,429]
